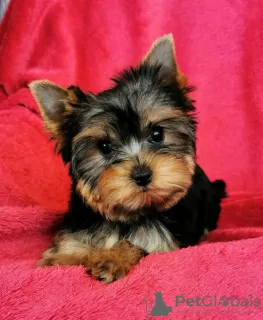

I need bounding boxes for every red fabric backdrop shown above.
[0,1,263,319]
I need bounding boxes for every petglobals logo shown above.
[175,295,261,308]
[142,292,261,317]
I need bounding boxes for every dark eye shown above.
[150,126,163,143]
[98,140,113,155]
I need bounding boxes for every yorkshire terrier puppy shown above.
[29,34,226,283]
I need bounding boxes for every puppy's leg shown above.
[86,240,147,283]
[38,235,91,267]
[38,234,147,283]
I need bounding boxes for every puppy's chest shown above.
[72,220,177,253]
[127,222,177,252]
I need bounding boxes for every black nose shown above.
[131,166,152,187]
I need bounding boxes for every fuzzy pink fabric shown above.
[0,0,263,319]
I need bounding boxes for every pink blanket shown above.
[0,0,263,319]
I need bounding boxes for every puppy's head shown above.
[29,34,196,222]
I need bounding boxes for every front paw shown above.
[38,247,88,267]
[38,247,57,267]
[86,240,147,283]
[86,255,127,283]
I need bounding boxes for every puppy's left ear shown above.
[141,34,187,88]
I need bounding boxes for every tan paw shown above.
[86,240,147,283]
[38,254,78,267]
[38,247,57,267]
[38,247,88,267]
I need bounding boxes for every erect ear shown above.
[29,80,86,150]
[141,34,187,88]
[29,80,67,140]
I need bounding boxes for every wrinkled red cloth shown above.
[0,0,263,319]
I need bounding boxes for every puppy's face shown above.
[30,34,196,221]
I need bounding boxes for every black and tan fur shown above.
[29,34,226,283]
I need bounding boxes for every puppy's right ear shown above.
[29,80,68,145]
[29,80,88,155]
